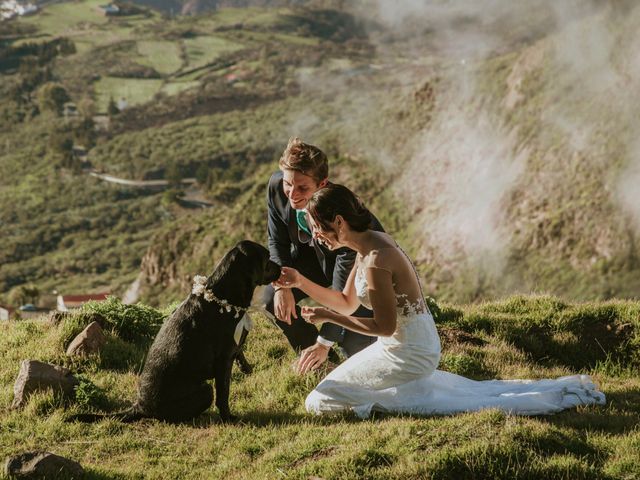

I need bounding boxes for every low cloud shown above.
[401,107,527,263]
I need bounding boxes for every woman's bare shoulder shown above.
[365,245,402,272]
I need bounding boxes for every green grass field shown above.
[1,295,638,479]
[94,77,163,112]
[183,35,244,70]
[18,0,109,37]
[160,80,199,96]
[18,0,157,42]
[136,40,183,75]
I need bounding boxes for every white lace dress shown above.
[305,248,606,418]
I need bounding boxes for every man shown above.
[265,137,383,373]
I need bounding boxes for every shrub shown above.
[74,375,109,410]
[37,82,70,115]
[80,296,164,343]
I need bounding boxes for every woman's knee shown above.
[305,381,348,414]
[305,389,323,414]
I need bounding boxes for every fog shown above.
[284,0,640,284]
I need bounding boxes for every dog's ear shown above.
[235,240,261,257]
[207,245,244,288]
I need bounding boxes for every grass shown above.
[183,35,244,70]
[238,29,320,47]
[160,80,200,96]
[18,0,109,37]
[0,295,638,479]
[136,40,183,75]
[17,0,159,57]
[203,7,283,28]
[94,77,164,112]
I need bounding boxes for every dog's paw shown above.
[219,413,239,424]
[238,362,253,375]
[235,354,253,375]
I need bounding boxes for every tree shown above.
[37,82,70,115]
[195,163,210,186]
[8,284,40,307]
[48,127,78,171]
[77,96,96,118]
[73,117,96,149]
[165,162,183,189]
[107,97,119,116]
[58,37,76,56]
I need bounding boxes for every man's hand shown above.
[296,342,330,374]
[274,288,296,325]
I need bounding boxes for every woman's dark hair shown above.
[307,184,372,233]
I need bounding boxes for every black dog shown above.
[72,240,281,423]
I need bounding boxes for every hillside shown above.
[0,295,638,477]
[130,0,640,306]
[2,0,640,308]
[0,2,374,305]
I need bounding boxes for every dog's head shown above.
[234,240,281,285]
[210,240,281,290]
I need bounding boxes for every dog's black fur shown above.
[71,240,280,423]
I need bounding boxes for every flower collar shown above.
[192,275,262,319]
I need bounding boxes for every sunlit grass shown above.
[137,40,183,75]
[161,80,200,96]
[94,76,163,112]
[183,35,244,70]
[18,0,109,37]
[1,296,638,479]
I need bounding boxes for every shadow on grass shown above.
[186,409,364,428]
[536,386,640,434]
[459,301,638,372]
[84,470,134,480]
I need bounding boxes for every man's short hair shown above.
[279,137,328,183]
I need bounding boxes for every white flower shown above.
[191,275,213,302]
[193,275,207,285]
[203,290,214,302]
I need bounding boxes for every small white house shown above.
[117,97,128,111]
[97,3,119,16]
[0,304,13,321]
[1,0,37,20]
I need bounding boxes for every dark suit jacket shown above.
[266,171,384,343]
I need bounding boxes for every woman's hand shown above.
[272,267,303,290]
[300,306,335,325]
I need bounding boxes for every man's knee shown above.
[341,332,375,357]
[351,305,373,318]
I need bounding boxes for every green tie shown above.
[296,209,311,235]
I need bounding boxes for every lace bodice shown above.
[354,246,429,315]
[353,246,440,351]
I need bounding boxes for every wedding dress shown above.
[305,247,606,418]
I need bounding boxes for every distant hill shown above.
[2,0,640,308]
[125,0,312,15]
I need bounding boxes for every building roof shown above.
[98,3,119,12]
[60,293,110,302]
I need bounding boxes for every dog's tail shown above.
[66,407,145,423]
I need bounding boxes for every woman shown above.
[273,184,605,418]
